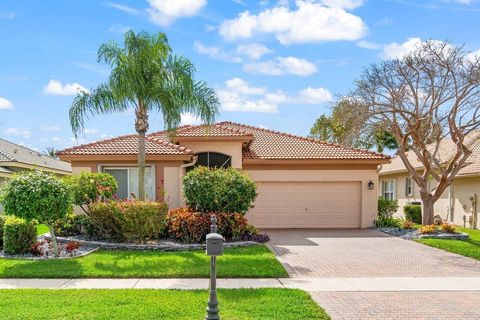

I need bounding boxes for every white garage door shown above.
[247,181,362,228]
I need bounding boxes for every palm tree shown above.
[44,147,58,158]
[69,31,219,200]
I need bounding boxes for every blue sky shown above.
[1,0,480,153]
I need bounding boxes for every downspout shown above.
[448,184,454,223]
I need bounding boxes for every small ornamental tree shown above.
[1,171,73,256]
[64,172,117,212]
[183,166,257,214]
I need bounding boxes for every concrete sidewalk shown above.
[0,277,479,291]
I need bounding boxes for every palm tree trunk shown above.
[135,101,149,201]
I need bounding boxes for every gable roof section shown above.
[380,131,480,176]
[0,138,71,173]
[218,121,388,161]
[57,134,192,156]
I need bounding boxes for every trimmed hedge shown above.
[167,208,253,243]
[88,200,168,242]
[3,216,37,255]
[404,204,422,224]
[183,167,257,214]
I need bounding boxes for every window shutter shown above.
[392,179,397,200]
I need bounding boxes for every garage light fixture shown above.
[368,180,375,190]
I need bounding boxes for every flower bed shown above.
[377,227,469,240]
[47,234,258,251]
[0,236,99,260]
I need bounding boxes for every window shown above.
[382,180,396,200]
[103,167,155,200]
[405,177,414,197]
[195,152,231,169]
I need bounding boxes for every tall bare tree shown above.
[354,40,480,225]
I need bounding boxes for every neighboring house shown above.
[379,131,480,228]
[57,122,389,229]
[0,138,72,185]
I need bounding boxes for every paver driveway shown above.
[267,229,480,277]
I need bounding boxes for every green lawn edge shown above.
[0,288,330,320]
[0,245,288,278]
[416,227,480,260]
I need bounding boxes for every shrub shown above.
[65,241,81,252]
[64,172,117,209]
[440,222,456,233]
[29,240,44,256]
[404,205,422,224]
[3,216,37,255]
[88,201,125,241]
[402,220,415,229]
[420,224,437,234]
[183,166,257,214]
[378,197,399,218]
[0,215,5,249]
[54,213,88,237]
[88,200,168,242]
[119,200,168,242]
[167,208,250,243]
[1,171,73,256]
[374,216,402,228]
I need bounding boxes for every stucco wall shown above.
[245,169,380,228]
[178,141,243,168]
[450,177,480,227]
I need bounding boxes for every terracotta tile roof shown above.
[58,122,388,161]
[218,121,388,160]
[57,134,192,156]
[380,131,480,176]
[173,123,254,138]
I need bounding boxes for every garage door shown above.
[247,181,362,228]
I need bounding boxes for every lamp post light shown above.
[205,214,223,320]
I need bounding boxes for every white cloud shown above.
[243,56,317,76]
[298,87,333,104]
[319,0,364,9]
[218,78,332,113]
[357,40,382,50]
[43,80,88,96]
[466,49,480,62]
[147,0,207,26]
[381,37,422,59]
[0,97,13,110]
[41,125,62,132]
[219,1,367,45]
[225,77,266,95]
[193,41,242,63]
[84,128,100,135]
[180,112,203,126]
[236,43,272,59]
[4,127,30,138]
[106,2,142,15]
[442,0,473,4]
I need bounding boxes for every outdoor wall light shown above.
[368,180,375,190]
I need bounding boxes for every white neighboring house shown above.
[379,131,480,228]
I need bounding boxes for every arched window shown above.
[195,152,232,169]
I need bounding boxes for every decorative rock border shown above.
[0,247,99,260]
[47,235,259,251]
[376,227,470,240]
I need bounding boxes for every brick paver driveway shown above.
[267,229,480,277]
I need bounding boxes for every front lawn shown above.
[0,245,287,278]
[417,227,480,260]
[0,288,329,320]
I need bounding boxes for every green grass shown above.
[36,224,49,235]
[0,288,329,320]
[417,227,480,260]
[0,245,287,278]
